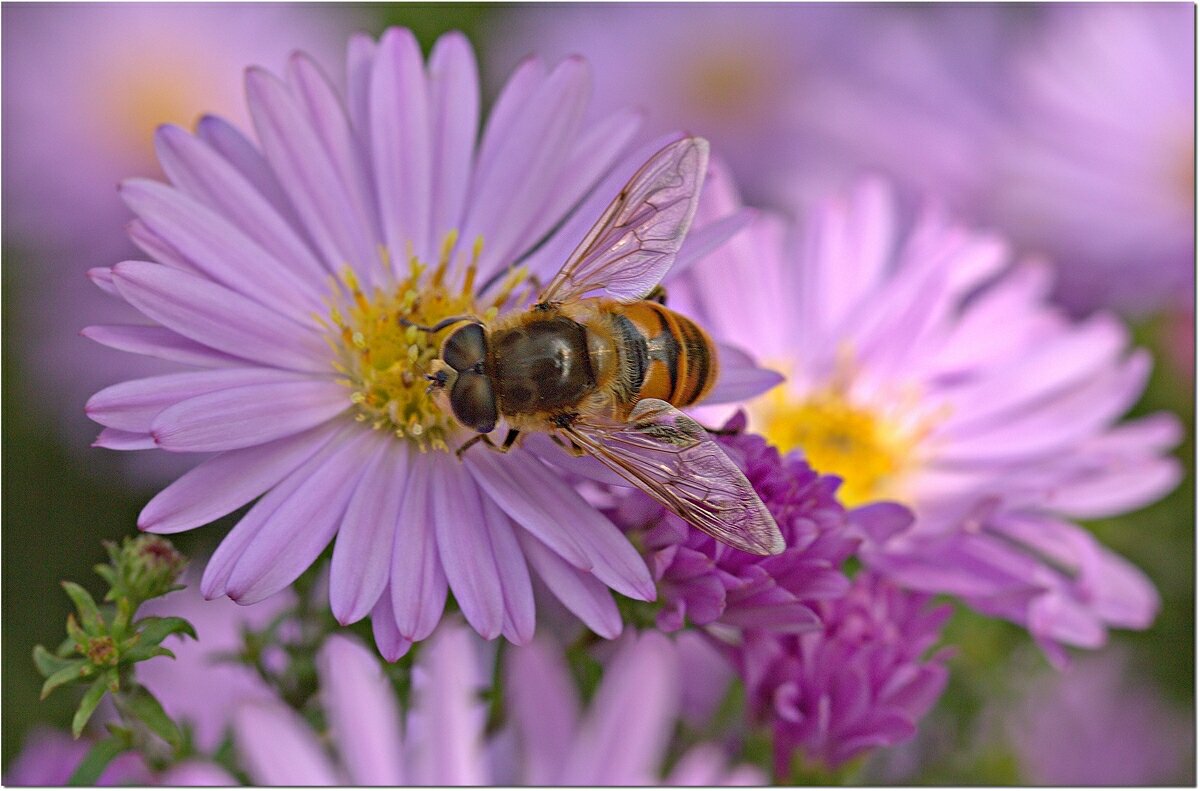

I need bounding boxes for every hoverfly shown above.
[420,136,784,556]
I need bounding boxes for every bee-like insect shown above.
[421,136,784,556]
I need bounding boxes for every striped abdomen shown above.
[605,300,719,411]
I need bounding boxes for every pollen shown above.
[751,349,940,508]
[324,234,528,452]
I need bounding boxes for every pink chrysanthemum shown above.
[675,175,1182,659]
[83,28,773,656]
[738,572,953,774]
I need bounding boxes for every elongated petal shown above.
[468,449,654,600]
[406,620,488,785]
[562,632,681,784]
[151,378,348,452]
[223,429,378,603]
[704,343,784,404]
[371,27,433,264]
[154,124,327,284]
[87,368,305,432]
[431,455,504,639]
[464,57,591,274]
[330,442,407,624]
[140,421,342,534]
[245,67,378,279]
[371,588,414,662]
[121,178,325,318]
[478,494,536,644]
[93,428,156,450]
[516,530,621,639]
[317,634,405,785]
[389,458,448,641]
[506,637,581,785]
[112,261,329,373]
[234,701,340,785]
[427,32,479,243]
[82,324,243,369]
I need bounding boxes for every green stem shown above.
[67,737,127,786]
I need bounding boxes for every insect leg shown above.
[398,315,476,333]
[549,434,588,457]
[455,428,522,459]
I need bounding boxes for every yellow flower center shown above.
[322,235,528,452]
[752,355,935,507]
[678,45,780,122]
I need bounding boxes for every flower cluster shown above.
[739,573,953,774]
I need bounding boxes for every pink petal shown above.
[479,494,536,644]
[468,448,654,600]
[370,588,414,662]
[82,324,244,369]
[317,634,405,785]
[234,701,340,785]
[87,368,305,432]
[505,637,581,784]
[427,32,480,243]
[562,632,681,784]
[139,420,342,534]
[370,27,433,264]
[330,442,408,624]
[120,178,326,318]
[430,455,505,639]
[389,458,448,641]
[111,261,330,374]
[516,530,622,640]
[221,429,377,603]
[406,620,488,785]
[151,378,348,452]
[93,428,156,450]
[154,124,327,285]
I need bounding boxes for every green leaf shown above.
[123,688,183,750]
[62,582,104,633]
[122,644,176,664]
[134,615,197,646]
[93,564,117,591]
[65,614,87,646]
[72,675,110,737]
[66,737,127,786]
[34,644,79,677]
[40,659,91,699]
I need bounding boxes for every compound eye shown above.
[450,372,498,434]
[443,323,487,372]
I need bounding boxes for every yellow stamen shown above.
[325,233,523,452]
[752,353,933,507]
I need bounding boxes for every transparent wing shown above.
[562,399,785,556]
[538,136,710,305]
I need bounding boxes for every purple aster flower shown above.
[999,647,1194,785]
[2,3,363,467]
[994,4,1195,317]
[504,628,765,785]
[234,621,762,785]
[737,571,953,775]
[612,412,900,633]
[83,27,775,655]
[486,4,853,206]
[674,175,1182,660]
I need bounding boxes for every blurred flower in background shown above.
[1,3,365,472]
[994,3,1195,317]
[493,4,1195,321]
[486,3,852,206]
[999,647,1194,785]
[675,174,1181,660]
